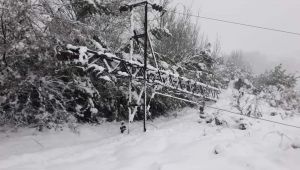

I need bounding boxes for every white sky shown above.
[170,0,300,76]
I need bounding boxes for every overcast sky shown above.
[170,0,300,78]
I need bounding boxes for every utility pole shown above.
[120,1,165,133]
[143,2,148,132]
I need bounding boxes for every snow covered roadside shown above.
[0,107,300,170]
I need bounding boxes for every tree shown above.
[214,50,253,88]
[254,64,297,90]
[153,8,206,65]
[0,0,129,128]
[253,64,299,112]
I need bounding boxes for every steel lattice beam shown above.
[57,46,220,102]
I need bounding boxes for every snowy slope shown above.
[1,107,300,170]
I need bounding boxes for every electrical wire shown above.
[167,11,300,36]
[206,105,300,129]
[118,3,300,130]
[154,92,300,129]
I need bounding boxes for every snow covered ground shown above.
[0,106,300,170]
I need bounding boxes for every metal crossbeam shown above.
[57,46,220,102]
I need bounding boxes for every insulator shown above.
[119,5,130,12]
[152,4,164,12]
[158,6,163,12]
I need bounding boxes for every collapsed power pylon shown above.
[56,1,220,133]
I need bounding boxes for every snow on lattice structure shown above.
[58,45,219,95]
[99,75,111,81]
[91,39,105,51]
[84,0,96,6]
[57,44,220,123]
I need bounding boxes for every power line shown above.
[168,11,300,36]
[206,105,300,129]
[154,92,300,129]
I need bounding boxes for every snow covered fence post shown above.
[199,99,205,118]
[120,121,126,133]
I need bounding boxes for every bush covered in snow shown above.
[0,0,219,129]
[198,79,257,130]
[0,0,129,128]
[253,64,299,114]
[214,51,253,89]
[214,55,299,121]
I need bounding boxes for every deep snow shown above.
[0,106,300,170]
